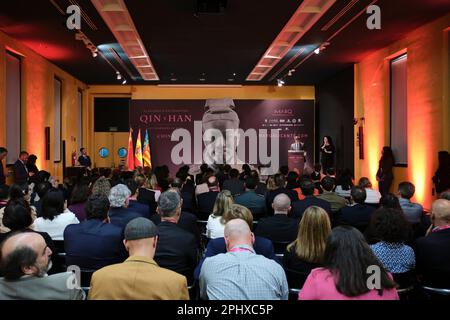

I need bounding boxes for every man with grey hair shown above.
[108,184,141,229]
[154,190,198,284]
[150,188,200,244]
[200,219,288,300]
[89,218,189,300]
[255,193,298,244]
[0,232,84,300]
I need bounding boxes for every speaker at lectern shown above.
[288,150,306,176]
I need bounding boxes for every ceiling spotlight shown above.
[116,72,122,80]
[277,79,285,87]
[122,79,127,85]
[314,48,320,55]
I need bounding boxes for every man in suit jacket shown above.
[290,135,305,151]
[0,147,8,186]
[108,184,142,229]
[292,179,332,220]
[336,186,375,231]
[255,194,298,243]
[154,191,198,284]
[222,168,245,196]
[197,176,220,220]
[13,151,29,185]
[0,232,84,300]
[317,176,348,214]
[235,176,266,219]
[415,199,450,288]
[266,174,299,215]
[64,194,127,270]
[88,218,189,300]
[78,148,92,168]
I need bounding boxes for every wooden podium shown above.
[288,150,306,176]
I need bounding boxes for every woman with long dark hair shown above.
[320,136,335,174]
[299,226,398,300]
[432,151,450,195]
[377,146,395,196]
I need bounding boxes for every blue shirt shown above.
[370,241,415,274]
[199,245,288,300]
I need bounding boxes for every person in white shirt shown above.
[358,177,382,204]
[206,190,234,239]
[33,190,79,240]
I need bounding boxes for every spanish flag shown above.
[126,128,135,171]
[134,129,144,168]
[143,129,152,168]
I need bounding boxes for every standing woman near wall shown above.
[377,147,395,196]
[320,136,335,174]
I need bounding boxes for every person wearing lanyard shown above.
[415,199,450,288]
[199,219,288,300]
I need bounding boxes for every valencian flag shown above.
[134,129,144,168]
[143,129,152,168]
[126,128,135,171]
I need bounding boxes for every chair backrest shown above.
[284,268,309,291]
[272,241,291,254]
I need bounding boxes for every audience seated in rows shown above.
[398,182,423,224]
[107,184,141,229]
[415,199,450,288]
[283,206,331,278]
[200,219,288,300]
[291,179,331,220]
[255,194,298,243]
[153,190,198,284]
[194,204,276,280]
[88,218,189,300]
[337,186,375,232]
[33,190,79,240]
[299,226,399,300]
[64,194,127,270]
[0,232,84,300]
[206,190,233,239]
[234,176,266,219]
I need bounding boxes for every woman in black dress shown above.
[377,146,395,196]
[320,136,335,174]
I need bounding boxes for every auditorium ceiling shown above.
[0,0,449,85]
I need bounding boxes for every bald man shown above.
[254,194,298,244]
[0,232,85,300]
[415,199,450,287]
[199,219,288,300]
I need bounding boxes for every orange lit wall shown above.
[0,31,86,180]
[355,13,450,209]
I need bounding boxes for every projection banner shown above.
[129,99,315,175]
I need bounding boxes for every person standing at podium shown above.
[320,136,335,174]
[290,134,305,151]
[78,148,92,168]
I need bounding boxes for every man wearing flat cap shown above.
[88,217,189,300]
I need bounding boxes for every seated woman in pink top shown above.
[299,226,399,300]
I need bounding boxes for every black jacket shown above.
[254,214,298,243]
[197,191,219,220]
[415,228,450,287]
[154,221,198,284]
[13,160,28,185]
[150,212,200,244]
[291,196,332,220]
[336,204,375,231]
